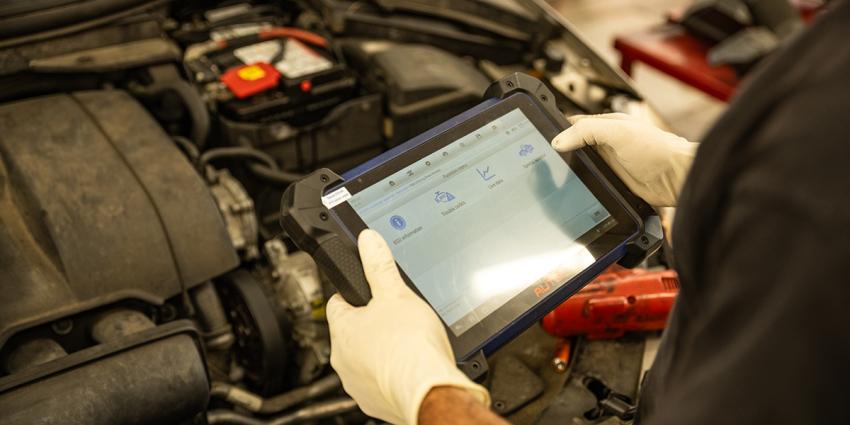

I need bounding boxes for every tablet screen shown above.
[347,108,617,336]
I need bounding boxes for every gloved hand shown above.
[326,229,490,425]
[552,113,698,207]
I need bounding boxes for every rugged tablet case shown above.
[280,73,663,376]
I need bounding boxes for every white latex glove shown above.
[326,229,490,425]
[552,113,698,208]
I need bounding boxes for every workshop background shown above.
[552,0,726,141]
[0,0,817,424]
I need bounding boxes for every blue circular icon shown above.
[389,215,407,231]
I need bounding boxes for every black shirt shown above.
[636,2,850,423]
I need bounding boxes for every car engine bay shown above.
[0,1,659,424]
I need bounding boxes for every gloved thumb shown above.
[357,229,406,298]
[552,121,597,152]
[326,293,354,324]
[553,113,636,152]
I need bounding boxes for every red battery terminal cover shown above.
[221,62,281,99]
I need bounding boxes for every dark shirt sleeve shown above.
[641,80,850,424]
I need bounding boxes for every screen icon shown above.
[389,215,407,230]
[434,191,456,203]
[476,166,495,181]
[591,208,607,223]
[519,144,534,157]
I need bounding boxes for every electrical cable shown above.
[184,26,330,62]
[259,27,329,49]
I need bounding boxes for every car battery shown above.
[186,29,357,123]
[182,10,382,172]
[219,93,385,173]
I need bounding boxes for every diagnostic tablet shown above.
[281,73,662,365]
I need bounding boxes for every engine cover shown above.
[0,90,239,346]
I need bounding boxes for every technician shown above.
[325,1,850,423]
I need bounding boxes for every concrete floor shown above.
[550,0,727,141]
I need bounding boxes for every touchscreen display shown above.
[347,108,616,336]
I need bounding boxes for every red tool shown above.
[541,267,679,340]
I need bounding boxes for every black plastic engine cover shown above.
[344,42,490,143]
[0,90,239,346]
[0,321,209,425]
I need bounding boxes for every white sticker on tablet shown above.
[321,187,352,209]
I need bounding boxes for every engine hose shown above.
[172,136,200,161]
[245,162,304,185]
[197,145,304,185]
[131,69,211,147]
[164,79,211,146]
[199,147,279,171]
[206,397,357,425]
[211,374,342,414]
[232,136,305,184]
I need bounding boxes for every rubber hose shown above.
[211,374,342,414]
[172,136,200,161]
[206,397,358,425]
[232,136,304,184]
[245,162,304,185]
[165,79,211,147]
[199,147,279,171]
[133,77,210,147]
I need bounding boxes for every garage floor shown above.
[551,0,727,141]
